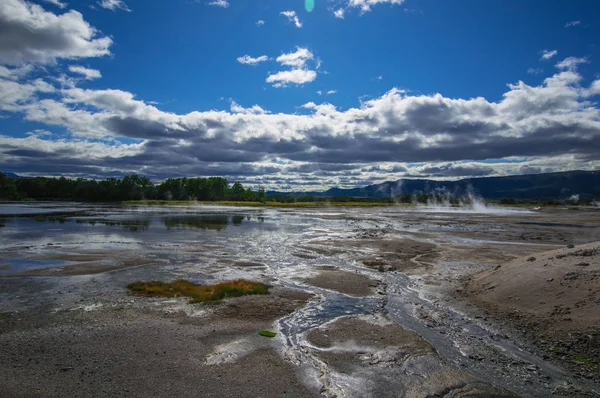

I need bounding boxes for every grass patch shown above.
[0,315,7,321]
[126,279,269,303]
[258,330,277,338]
[573,355,600,374]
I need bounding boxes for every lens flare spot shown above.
[305,0,315,12]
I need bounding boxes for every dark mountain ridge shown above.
[267,170,600,200]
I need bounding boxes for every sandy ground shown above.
[303,268,378,296]
[0,287,317,398]
[463,241,600,381]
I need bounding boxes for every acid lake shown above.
[1,203,599,397]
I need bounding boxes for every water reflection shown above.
[75,218,151,233]
[163,215,231,231]
[0,210,269,240]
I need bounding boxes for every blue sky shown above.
[1,0,599,190]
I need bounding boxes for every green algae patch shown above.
[127,279,269,303]
[258,330,277,338]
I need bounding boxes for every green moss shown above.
[572,355,600,374]
[0,315,7,321]
[258,330,277,338]
[127,279,269,303]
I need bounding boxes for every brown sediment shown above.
[356,239,440,272]
[463,241,600,381]
[303,268,378,296]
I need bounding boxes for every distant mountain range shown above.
[0,171,20,179]
[267,170,600,200]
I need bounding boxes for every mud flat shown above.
[1,204,600,397]
[303,268,378,296]
[0,287,317,398]
[464,241,600,382]
[306,316,516,397]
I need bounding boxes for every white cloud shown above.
[540,49,558,61]
[327,90,337,95]
[230,101,269,115]
[207,0,229,8]
[565,20,581,28]
[266,69,317,87]
[236,54,269,65]
[97,0,131,12]
[316,90,322,95]
[0,64,35,80]
[256,19,265,26]
[527,67,543,75]
[347,0,405,14]
[556,56,588,70]
[42,0,67,8]
[0,78,55,111]
[276,47,313,68]
[68,65,102,80]
[280,10,302,28]
[586,80,600,97]
[0,0,112,65]
[376,75,383,80]
[1,54,600,189]
[334,8,345,19]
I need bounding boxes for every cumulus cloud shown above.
[266,47,318,88]
[97,0,131,12]
[347,0,405,13]
[276,47,313,68]
[0,78,55,111]
[333,8,345,18]
[68,65,102,80]
[266,69,317,87]
[0,0,112,65]
[207,0,229,8]
[280,11,302,28]
[42,0,66,8]
[236,54,269,65]
[230,101,268,115]
[556,56,588,70]
[256,20,265,26]
[1,55,600,189]
[327,90,337,95]
[540,49,558,60]
[586,80,600,97]
[565,20,581,27]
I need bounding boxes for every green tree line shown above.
[0,173,266,202]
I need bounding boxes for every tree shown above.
[0,173,20,200]
[229,182,245,201]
